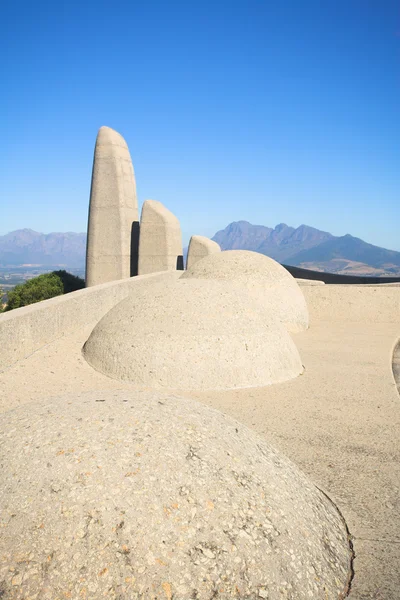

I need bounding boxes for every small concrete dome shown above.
[181,250,309,332]
[83,279,303,390]
[0,390,352,599]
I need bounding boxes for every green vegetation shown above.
[4,270,85,311]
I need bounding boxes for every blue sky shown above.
[1,0,399,250]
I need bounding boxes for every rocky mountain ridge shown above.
[212,221,400,276]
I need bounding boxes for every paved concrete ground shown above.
[192,320,400,599]
[1,286,399,598]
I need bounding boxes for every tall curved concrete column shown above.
[186,235,221,269]
[86,126,139,287]
[138,200,183,275]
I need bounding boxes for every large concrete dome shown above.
[181,250,309,332]
[0,390,352,599]
[83,279,303,390]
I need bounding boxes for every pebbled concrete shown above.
[83,278,303,390]
[182,250,309,333]
[186,235,221,269]
[0,390,351,600]
[86,127,139,287]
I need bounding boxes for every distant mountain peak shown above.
[274,223,289,231]
[212,220,331,262]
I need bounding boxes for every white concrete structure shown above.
[86,126,139,287]
[138,200,183,274]
[1,279,400,596]
[186,235,221,269]
[0,390,351,599]
[182,250,309,332]
[83,278,303,390]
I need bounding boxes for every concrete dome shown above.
[181,250,309,332]
[0,390,352,599]
[83,279,303,390]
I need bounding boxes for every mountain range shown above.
[0,229,86,267]
[1,224,400,276]
[212,222,400,276]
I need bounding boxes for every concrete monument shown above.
[186,234,221,269]
[86,126,139,287]
[138,199,183,274]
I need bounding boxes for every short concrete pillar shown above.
[138,200,183,275]
[86,126,139,287]
[186,235,221,269]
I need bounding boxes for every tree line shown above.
[0,270,85,312]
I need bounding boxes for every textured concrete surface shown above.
[363,282,400,287]
[83,278,303,390]
[301,285,400,323]
[182,250,309,332]
[138,200,183,275]
[1,285,399,598]
[0,271,180,370]
[0,390,351,600]
[186,235,221,269]
[86,126,139,287]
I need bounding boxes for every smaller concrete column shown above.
[186,235,221,269]
[138,200,183,275]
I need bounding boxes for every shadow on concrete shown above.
[130,221,140,277]
[283,264,400,285]
[392,342,400,398]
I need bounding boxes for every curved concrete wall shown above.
[0,272,177,371]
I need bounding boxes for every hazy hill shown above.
[288,233,400,270]
[212,221,400,276]
[2,224,400,276]
[0,229,86,267]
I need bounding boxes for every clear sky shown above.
[1,0,399,249]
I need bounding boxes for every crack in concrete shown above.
[315,485,355,599]
[355,537,400,545]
